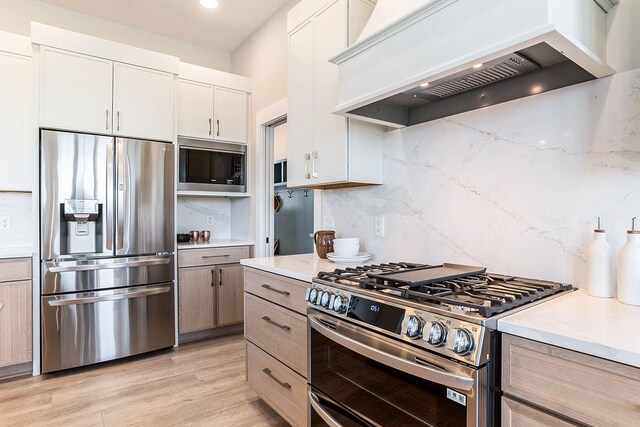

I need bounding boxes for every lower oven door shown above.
[308,311,488,427]
[41,282,175,373]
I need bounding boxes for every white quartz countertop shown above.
[0,247,33,260]
[498,289,640,368]
[240,253,360,283]
[177,240,254,250]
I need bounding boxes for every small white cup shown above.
[333,238,360,257]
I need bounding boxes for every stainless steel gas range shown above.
[305,262,572,427]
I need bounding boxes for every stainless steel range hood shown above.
[329,0,618,128]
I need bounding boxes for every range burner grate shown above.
[316,262,572,317]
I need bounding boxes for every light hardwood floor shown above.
[0,334,288,427]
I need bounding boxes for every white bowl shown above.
[333,238,360,257]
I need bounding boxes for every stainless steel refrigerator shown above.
[40,129,175,373]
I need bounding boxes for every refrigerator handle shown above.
[116,139,125,251]
[106,141,114,251]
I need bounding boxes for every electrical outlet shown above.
[0,216,10,230]
[322,216,335,230]
[206,216,214,227]
[374,216,385,237]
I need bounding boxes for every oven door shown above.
[308,311,488,427]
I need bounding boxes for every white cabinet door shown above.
[313,0,348,185]
[287,19,315,187]
[0,51,32,192]
[40,47,113,135]
[177,79,214,139]
[113,62,174,141]
[213,86,247,143]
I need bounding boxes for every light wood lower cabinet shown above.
[247,341,308,427]
[177,246,249,340]
[502,396,576,427]
[0,257,32,378]
[502,334,640,426]
[244,267,309,427]
[217,264,244,326]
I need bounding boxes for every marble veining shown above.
[176,197,231,239]
[323,68,640,286]
[0,193,32,250]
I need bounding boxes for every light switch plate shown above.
[374,216,385,237]
[0,216,10,230]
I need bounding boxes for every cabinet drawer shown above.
[247,341,307,427]
[245,293,307,377]
[502,334,640,426]
[178,246,249,267]
[244,268,309,315]
[0,258,32,283]
[502,396,575,427]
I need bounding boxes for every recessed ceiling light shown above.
[200,0,219,9]
[472,63,484,69]
[420,82,430,88]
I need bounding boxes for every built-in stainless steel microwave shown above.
[178,138,246,193]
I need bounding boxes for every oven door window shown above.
[310,320,478,427]
[179,148,244,186]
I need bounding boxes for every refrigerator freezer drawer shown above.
[42,255,174,294]
[41,282,175,373]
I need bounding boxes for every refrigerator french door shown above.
[40,130,175,373]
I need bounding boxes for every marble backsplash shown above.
[0,193,32,248]
[176,197,231,239]
[323,68,640,287]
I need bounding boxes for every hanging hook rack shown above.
[303,189,309,198]
[287,190,293,199]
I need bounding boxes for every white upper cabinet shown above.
[213,87,247,144]
[177,62,250,144]
[113,62,174,141]
[40,48,113,135]
[287,0,384,189]
[0,32,32,192]
[33,24,179,141]
[177,80,214,139]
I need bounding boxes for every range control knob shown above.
[331,295,349,313]
[426,322,447,346]
[320,291,332,308]
[307,288,319,304]
[452,328,474,355]
[405,315,424,339]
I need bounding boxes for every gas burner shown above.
[316,262,572,318]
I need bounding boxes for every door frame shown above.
[255,98,322,258]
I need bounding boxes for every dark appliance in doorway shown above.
[306,262,573,426]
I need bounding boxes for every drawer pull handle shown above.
[201,255,230,259]
[262,368,291,389]
[261,316,291,331]
[261,284,290,296]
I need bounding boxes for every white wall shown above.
[606,0,640,73]
[0,0,231,71]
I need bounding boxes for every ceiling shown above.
[39,0,291,53]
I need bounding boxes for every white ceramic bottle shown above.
[618,217,640,306]
[585,217,615,298]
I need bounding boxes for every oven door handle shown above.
[309,315,474,391]
[308,391,344,427]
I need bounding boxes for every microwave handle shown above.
[308,314,474,391]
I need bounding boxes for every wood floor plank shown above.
[0,334,288,426]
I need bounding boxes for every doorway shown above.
[256,99,320,258]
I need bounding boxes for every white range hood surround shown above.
[330,0,619,128]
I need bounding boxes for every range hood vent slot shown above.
[418,54,539,99]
